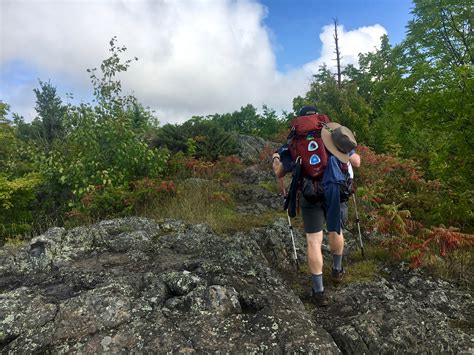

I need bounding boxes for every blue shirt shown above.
[322,155,346,185]
[322,155,345,233]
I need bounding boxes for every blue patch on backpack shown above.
[309,154,321,165]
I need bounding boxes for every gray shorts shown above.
[300,196,325,234]
[341,201,348,228]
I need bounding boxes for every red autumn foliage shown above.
[410,227,474,268]
[353,145,473,270]
[184,158,216,177]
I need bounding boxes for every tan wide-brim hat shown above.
[321,122,357,163]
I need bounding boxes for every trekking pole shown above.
[287,212,300,271]
[351,193,365,258]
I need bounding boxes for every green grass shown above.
[3,236,28,247]
[343,259,379,283]
[349,243,392,263]
[322,243,391,285]
[258,181,280,194]
[144,180,280,235]
[422,249,474,292]
[348,240,473,291]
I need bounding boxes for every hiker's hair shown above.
[298,106,318,116]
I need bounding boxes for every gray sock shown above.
[311,273,324,293]
[332,254,343,271]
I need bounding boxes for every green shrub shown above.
[153,118,238,161]
[34,38,170,224]
[356,145,473,231]
[65,177,176,226]
[0,173,42,243]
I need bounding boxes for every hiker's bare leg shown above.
[306,231,323,274]
[328,231,344,255]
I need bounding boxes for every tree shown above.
[87,36,138,115]
[0,102,14,171]
[343,0,474,190]
[210,104,260,135]
[253,105,287,140]
[405,0,473,69]
[344,35,406,152]
[36,38,168,218]
[0,102,42,242]
[333,19,342,89]
[392,0,474,187]
[296,65,371,142]
[33,80,66,148]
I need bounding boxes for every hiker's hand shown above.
[272,154,281,169]
[349,152,361,168]
[272,154,285,178]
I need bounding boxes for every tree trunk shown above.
[333,19,342,89]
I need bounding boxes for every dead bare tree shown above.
[333,18,342,89]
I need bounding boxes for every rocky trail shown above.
[1,217,472,353]
[0,160,473,353]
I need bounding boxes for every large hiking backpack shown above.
[287,113,331,180]
[283,113,353,217]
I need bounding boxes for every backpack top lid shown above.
[290,113,330,135]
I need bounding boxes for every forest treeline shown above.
[1,0,472,243]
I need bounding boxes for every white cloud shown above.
[0,0,387,123]
[306,23,388,72]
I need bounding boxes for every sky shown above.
[0,0,413,124]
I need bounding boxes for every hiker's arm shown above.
[272,153,285,178]
[349,152,361,168]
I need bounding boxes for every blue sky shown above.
[261,0,413,70]
[0,0,414,123]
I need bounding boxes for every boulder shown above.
[237,134,278,164]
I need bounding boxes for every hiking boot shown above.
[310,290,329,307]
[331,268,345,284]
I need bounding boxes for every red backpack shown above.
[287,113,331,180]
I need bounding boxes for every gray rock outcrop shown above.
[234,164,285,214]
[0,217,338,353]
[237,134,278,164]
[1,217,472,353]
[315,270,473,354]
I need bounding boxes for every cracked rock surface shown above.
[0,217,338,353]
[1,217,472,353]
[250,219,474,354]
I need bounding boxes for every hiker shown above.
[272,106,357,307]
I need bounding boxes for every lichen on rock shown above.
[1,217,472,353]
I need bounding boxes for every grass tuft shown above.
[344,259,379,283]
[143,180,279,234]
[349,243,391,263]
[422,249,474,291]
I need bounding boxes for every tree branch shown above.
[439,8,465,66]
[447,11,473,65]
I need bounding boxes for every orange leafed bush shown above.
[353,145,473,272]
[410,227,474,268]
